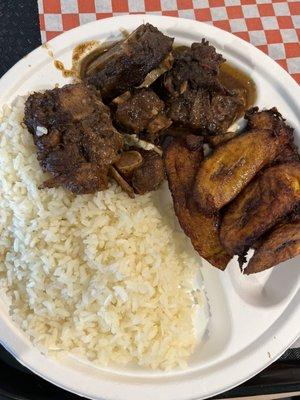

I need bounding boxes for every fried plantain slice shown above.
[244,217,300,274]
[194,108,294,214]
[245,107,285,131]
[206,131,239,147]
[163,136,231,270]
[272,143,300,165]
[220,162,300,255]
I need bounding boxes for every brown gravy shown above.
[53,60,73,78]
[219,62,256,110]
[74,30,129,79]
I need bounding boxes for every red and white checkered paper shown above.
[38,0,300,84]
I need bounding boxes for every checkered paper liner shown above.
[38,0,300,84]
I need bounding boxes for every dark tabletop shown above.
[0,0,40,78]
[0,0,299,399]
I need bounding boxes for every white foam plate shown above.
[0,15,299,400]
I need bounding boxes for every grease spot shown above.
[53,60,73,78]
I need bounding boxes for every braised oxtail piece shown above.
[85,24,174,102]
[24,83,123,194]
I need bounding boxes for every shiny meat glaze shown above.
[115,88,165,134]
[161,42,246,134]
[24,83,123,194]
[85,23,174,102]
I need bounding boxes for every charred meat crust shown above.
[163,136,231,269]
[114,88,165,134]
[42,163,109,194]
[85,24,174,102]
[162,41,245,134]
[24,83,123,194]
[131,149,165,195]
[164,40,225,96]
[166,88,245,134]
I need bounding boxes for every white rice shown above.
[0,97,206,370]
